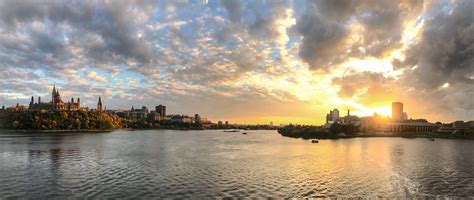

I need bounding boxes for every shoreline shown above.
[280,133,474,140]
[9,129,116,133]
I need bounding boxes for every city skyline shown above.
[4,84,468,126]
[0,0,473,125]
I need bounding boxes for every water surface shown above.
[0,129,473,198]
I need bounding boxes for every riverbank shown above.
[279,130,474,140]
[3,129,115,133]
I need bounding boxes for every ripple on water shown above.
[0,131,474,198]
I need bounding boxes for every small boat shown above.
[223,130,240,132]
[311,140,319,143]
[429,137,435,141]
[242,132,247,135]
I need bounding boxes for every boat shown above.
[223,130,240,132]
[242,132,247,135]
[429,137,435,141]
[311,140,319,143]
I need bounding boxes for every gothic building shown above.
[29,85,81,111]
[29,96,50,111]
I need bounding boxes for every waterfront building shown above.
[29,85,80,111]
[468,121,474,128]
[392,102,403,121]
[170,115,193,123]
[129,106,149,121]
[218,121,223,126]
[437,126,455,134]
[148,111,161,121]
[453,121,471,130]
[156,105,166,118]
[29,96,50,111]
[387,119,438,134]
[360,115,390,133]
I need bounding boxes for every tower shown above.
[29,96,34,110]
[347,109,350,116]
[51,84,56,109]
[77,97,80,109]
[392,102,403,121]
[330,109,339,122]
[97,97,103,111]
[38,96,41,104]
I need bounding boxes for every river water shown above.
[0,129,473,198]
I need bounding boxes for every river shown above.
[0,129,473,198]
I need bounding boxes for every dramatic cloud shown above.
[297,0,424,70]
[0,0,472,124]
[398,0,474,120]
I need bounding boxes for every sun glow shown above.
[333,98,392,118]
[356,106,392,117]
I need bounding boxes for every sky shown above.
[0,0,472,125]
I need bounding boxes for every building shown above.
[97,97,103,111]
[171,115,193,123]
[326,109,340,123]
[141,106,149,114]
[392,102,403,121]
[387,120,438,134]
[156,105,166,118]
[468,121,474,128]
[29,85,80,111]
[437,126,455,134]
[29,96,50,111]
[453,121,471,130]
[403,112,408,120]
[194,114,201,124]
[341,109,360,125]
[360,115,390,133]
[200,117,212,124]
[51,85,67,111]
[148,111,161,121]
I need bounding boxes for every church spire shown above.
[97,96,103,111]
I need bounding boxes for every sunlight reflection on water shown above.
[0,129,473,198]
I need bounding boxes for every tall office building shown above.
[392,102,403,121]
[155,104,166,118]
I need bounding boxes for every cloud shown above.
[85,71,108,83]
[220,0,243,23]
[331,72,396,107]
[397,0,474,120]
[0,0,471,124]
[296,0,424,70]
